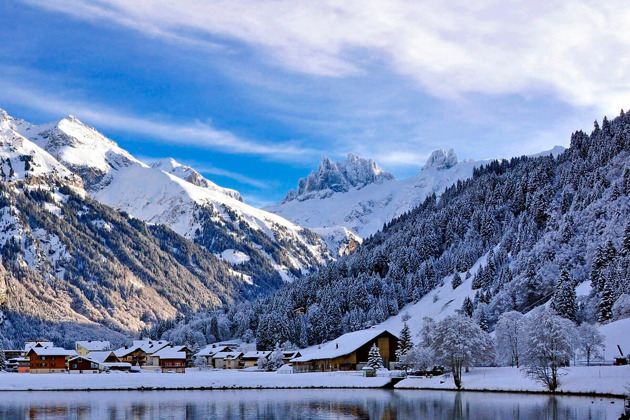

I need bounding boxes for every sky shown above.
[1,1,629,207]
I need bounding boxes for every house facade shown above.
[68,356,100,374]
[213,351,243,369]
[26,347,77,374]
[75,340,111,356]
[242,350,271,368]
[291,329,398,373]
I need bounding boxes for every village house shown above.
[23,340,53,355]
[241,350,271,368]
[83,351,131,372]
[68,356,100,374]
[151,345,191,373]
[196,343,237,368]
[212,351,243,369]
[8,357,30,373]
[291,328,398,373]
[26,345,77,374]
[75,340,111,356]
[282,350,302,364]
[114,339,170,367]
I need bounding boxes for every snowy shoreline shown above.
[1,366,628,397]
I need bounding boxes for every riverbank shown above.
[396,365,630,397]
[0,366,628,396]
[0,370,391,391]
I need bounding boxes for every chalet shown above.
[114,339,170,367]
[212,351,243,369]
[23,341,53,355]
[26,346,77,374]
[291,328,398,373]
[151,345,190,373]
[75,340,111,356]
[196,343,236,368]
[84,351,131,372]
[242,350,271,368]
[68,356,100,374]
[7,357,30,373]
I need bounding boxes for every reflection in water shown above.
[0,389,624,420]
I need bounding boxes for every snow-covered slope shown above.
[8,110,329,283]
[266,150,485,255]
[267,148,565,255]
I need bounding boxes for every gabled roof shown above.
[68,356,99,364]
[84,351,119,364]
[114,340,170,357]
[24,341,53,352]
[282,351,301,359]
[291,328,397,362]
[197,345,233,357]
[213,351,243,360]
[242,351,271,360]
[27,347,77,357]
[76,340,111,352]
[152,345,188,360]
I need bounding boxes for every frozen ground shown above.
[397,365,630,396]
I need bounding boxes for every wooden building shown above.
[151,345,191,373]
[26,346,77,374]
[291,329,398,373]
[68,356,100,374]
[196,343,236,368]
[242,350,271,368]
[114,340,170,367]
[213,351,243,369]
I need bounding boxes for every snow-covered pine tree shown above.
[367,343,384,370]
[461,296,474,317]
[551,270,577,322]
[451,272,462,289]
[395,323,413,370]
[598,280,615,323]
[0,341,5,371]
[622,221,630,256]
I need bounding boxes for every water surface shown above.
[0,389,624,419]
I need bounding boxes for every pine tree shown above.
[0,341,5,372]
[477,310,489,332]
[551,270,577,322]
[451,272,462,289]
[598,280,614,323]
[461,296,474,317]
[395,323,413,370]
[367,343,384,370]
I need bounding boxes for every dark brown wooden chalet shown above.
[291,329,398,373]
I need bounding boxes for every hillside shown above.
[184,110,629,351]
[5,109,330,288]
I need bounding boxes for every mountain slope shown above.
[8,110,330,286]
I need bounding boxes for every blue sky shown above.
[1,1,628,206]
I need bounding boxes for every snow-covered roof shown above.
[84,351,118,364]
[76,340,111,352]
[132,340,170,354]
[114,340,170,357]
[27,347,77,357]
[197,345,234,357]
[152,345,188,360]
[24,341,53,351]
[68,356,99,363]
[292,328,396,362]
[282,351,301,359]
[242,351,271,360]
[213,351,243,360]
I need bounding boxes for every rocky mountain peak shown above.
[423,148,458,170]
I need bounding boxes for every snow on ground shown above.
[0,370,390,391]
[396,365,630,396]
[600,317,630,361]
[216,249,250,265]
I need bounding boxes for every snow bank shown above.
[396,366,630,396]
[0,370,391,391]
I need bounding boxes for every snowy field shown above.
[0,370,391,391]
[397,365,630,396]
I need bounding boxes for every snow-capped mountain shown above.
[266,150,485,254]
[6,109,330,285]
[267,148,565,255]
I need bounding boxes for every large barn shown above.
[291,328,399,373]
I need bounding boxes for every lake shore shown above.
[0,366,628,398]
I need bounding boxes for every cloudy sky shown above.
[1,1,628,206]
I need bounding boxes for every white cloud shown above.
[22,0,630,113]
[0,83,318,160]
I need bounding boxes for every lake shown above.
[0,389,625,419]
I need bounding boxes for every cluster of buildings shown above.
[2,328,399,375]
